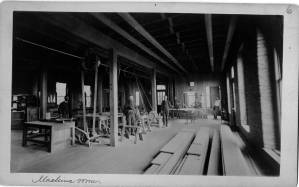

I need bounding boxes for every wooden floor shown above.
[11,119,221,174]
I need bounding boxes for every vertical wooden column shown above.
[236,54,247,126]
[81,70,87,132]
[109,49,118,147]
[173,79,176,105]
[92,63,99,136]
[97,72,103,113]
[206,86,210,108]
[168,78,174,105]
[226,73,232,114]
[151,69,157,112]
[40,67,47,119]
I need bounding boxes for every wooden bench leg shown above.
[141,121,146,134]
[148,120,152,132]
[22,125,27,147]
[134,130,138,144]
[139,132,143,141]
[121,126,124,142]
[47,128,52,153]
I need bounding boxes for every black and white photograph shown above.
[0,1,298,186]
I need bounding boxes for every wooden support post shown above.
[109,49,118,147]
[204,14,214,72]
[81,70,88,132]
[92,63,99,136]
[168,79,174,105]
[151,69,157,112]
[172,79,176,106]
[40,67,47,119]
[97,73,103,113]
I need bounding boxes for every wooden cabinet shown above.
[11,111,25,130]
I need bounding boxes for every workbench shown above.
[75,113,125,133]
[22,120,75,153]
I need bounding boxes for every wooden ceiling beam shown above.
[168,17,175,34]
[166,16,199,71]
[118,13,188,74]
[146,20,203,35]
[36,13,173,76]
[90,13,181,75]
[204,14,214,72]
[221,16,237,71]
[149,27,203,40]
[160,13,166,19]
[137,13,182,28]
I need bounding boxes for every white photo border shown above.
[0,1,298,186]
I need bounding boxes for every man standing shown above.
[58,96,70,118]
[213,97,221,119]
[124,96,136,137]
[161,95,171,127]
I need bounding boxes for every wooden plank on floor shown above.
[207,129,220,175]
[158,132,195,174]
[179,155,203,175]
[173,155,187,175]
[160,133,184,153]
[181,128,197,133]
[187,144,203,155]
[193,127,210,145]
[184,128,210,174]
[220,125,252,176]
[160,131,194,153]
[151,152,172,165]
[144,164,160,174]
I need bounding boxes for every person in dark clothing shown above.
[213,97,221,119]
[161,95,171,127]
[58,96,70,118]
[124,96,136,137]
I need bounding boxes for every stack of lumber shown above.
[207,128,220,175]
[220,125,253,176]
[144,129,195,174]
[145,127,224,175]
[176,127,210,175]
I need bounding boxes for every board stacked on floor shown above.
[144,127,221,175]
[144,129,195,174]
[220,125,255,176]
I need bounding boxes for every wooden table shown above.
[169,108,208,120]
[22,120,75,153]
[139,114,151,132]
[75,113,125,132]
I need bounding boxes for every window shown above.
[237,55,249,132]
[56,82,66,105]
[136,91,140,106]
[84,85,92,107]
[157,84,166,105]
[274,49,282,134]
[184,91,196,107]
[230,66,236,110]
[226,74,231,114]
[157,92,165,105]
[157,85,166,90]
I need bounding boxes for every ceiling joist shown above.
[91,13,181,74]
[118,13,188,74]
[221,16,237,71]
[204,14,214,72]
